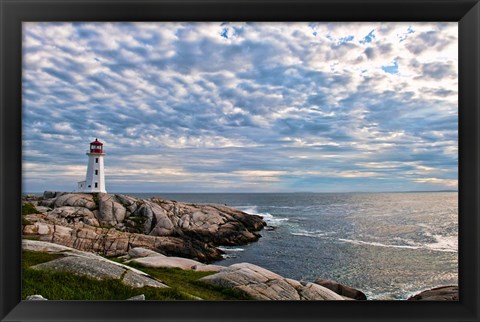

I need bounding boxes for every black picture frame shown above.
[1,0,479,321]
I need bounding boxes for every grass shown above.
[22,202,37,216]
[22,217,33,225]
[23,250,63,268]
[92,193,99,210]
[127,262,251,300]
[22,250,193,300]
[22,250,248,300]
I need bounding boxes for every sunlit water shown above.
[130,192,458,300]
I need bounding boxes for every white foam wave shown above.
[218,246,245,259]
[423,234,458,253]
[337,237,458,253]
[338,238,421,250]
[218,246,245,252]
[268,206,302,209]
[291,229,334,238]
[240,206,289,226]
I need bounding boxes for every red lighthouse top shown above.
[89,138,104,153]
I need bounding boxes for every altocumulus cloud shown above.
[22,22,458,193]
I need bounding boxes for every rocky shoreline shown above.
[21,192,458,301]
[23,191,266,262]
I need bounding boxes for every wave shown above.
[218,246,245,252]
[337,238,457,253]
[423,234,458,253]
[338,238,422,250]
[239,206,289,226]
[218,246,245,259]
[289,229,457,253]
[267,205,302,209]
[291,229,335,238]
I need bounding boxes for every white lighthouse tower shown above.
[77,138,107,193]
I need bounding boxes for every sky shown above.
[22,22,458,193]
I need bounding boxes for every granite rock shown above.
[314,278,367,300]
[407,286,458,301]
[200,263,344,300]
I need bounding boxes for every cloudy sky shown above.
[22,22,458,193]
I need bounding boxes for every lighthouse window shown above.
[95,170,98,175]
[95,182,98,188]
[95,158,98,163]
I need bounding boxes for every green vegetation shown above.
[91,193,99,210]
[22,250,192,300]
[23,250,63,267]
[22,250,248,300]
[127,262,251,300]
[22,203,37,216]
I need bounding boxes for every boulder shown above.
[97,193,126,225]
[200,263,344,300]
[129,256,224,272]
[23,239,76,253]
[115,194,139,214]
[43,191,65,199]
[407,286,458,301]
[26,295,48,301]
[47,206,99,226]
[35,206,52,214]
[32,256,126,280]
[53,193,97,210]
[127,294,145,300]
[128,247,165,258]
[29,247,168,289]
[314,278,367,300]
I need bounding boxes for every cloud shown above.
[22,22,458,192]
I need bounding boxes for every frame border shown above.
[1,1,479,321]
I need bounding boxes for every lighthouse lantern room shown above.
[77,138,107,193]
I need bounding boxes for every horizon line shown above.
[23,190,458,194]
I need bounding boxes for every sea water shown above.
[130,192,458,300]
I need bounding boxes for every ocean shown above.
[130,192,458,300]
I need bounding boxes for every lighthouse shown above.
[77,138,107,193]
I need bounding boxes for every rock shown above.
[115,194,138,214]
[97,193,126,225]
[129,256,223,272]
[122,270,167,288]
[194,264,225,272]
[43,191,65,199]
[23,214,223,260]
[298,282,346,300]
[23,239,75,253]
[128,247,165,258]
[314,279,367,300]
[24,194,40,202]
[35,206,52,214]
[26,295,48,300]
[199,263,344,300]
[23,192,266,262]
[47,206,99,226]
[32,256,127,280]
[149,203,175,236]
[53,193,97,210]
[127,294,145,300]
[407,286,458,301]
[29,243,168,289]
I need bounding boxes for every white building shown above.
[77,138,107,193]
